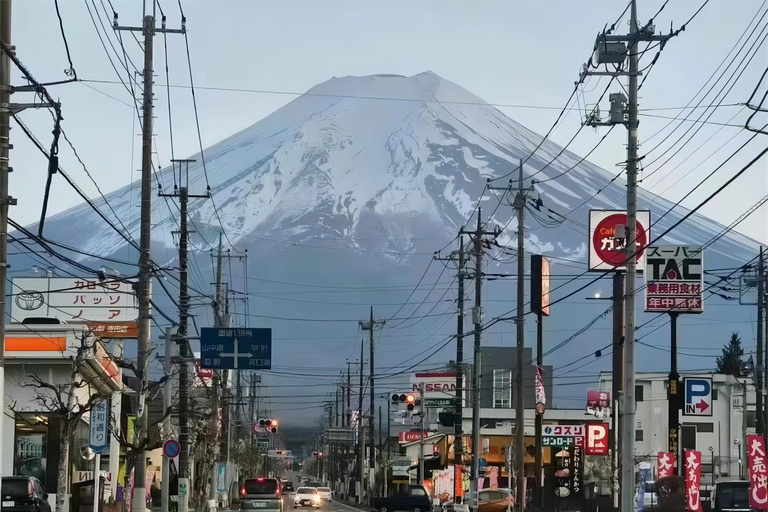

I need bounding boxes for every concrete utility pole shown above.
[360,308,384,491]
[419,382,425,483]
[580,4,674,509]
[113,9,184,512]
[162,327,176,512]
[611,271,624,506]
[513,163,526,512]
[458,208,498,511]
[759,248,765,432]
[357,340,365,505]
[159,159,208,512]
[0,0,11,487]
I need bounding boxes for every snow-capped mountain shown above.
[34,71,758,265]
[19,72,762,417]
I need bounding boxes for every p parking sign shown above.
[683,378,712,416]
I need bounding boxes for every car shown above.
[316,488,332,502]
[240,477,283,512]
[450,489,513,512]
[1,476,51,512]
[371,485,431,512]
[712,481,751,512]
[294,487,320,509]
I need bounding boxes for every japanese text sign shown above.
[586,423,609,455]
[588,210,651,271]
[89,400,109,453]
[658,452,676,479]
[645,245,704,314]
[587,391,610,408]
[200,328,272,370]
[571,445,582,496]
[685,450,702,512]
[543,425,585,437]
[748,435,768,510]
[12,277,138,323]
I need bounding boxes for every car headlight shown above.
[313,496,320,502]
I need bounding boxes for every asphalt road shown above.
[282,493,364,512]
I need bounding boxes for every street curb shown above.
[334,500,369,512]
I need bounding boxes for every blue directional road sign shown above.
[683,377,712,416]
[200,328,272,370]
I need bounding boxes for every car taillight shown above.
[240,486,247,497]
[28,481,33,498]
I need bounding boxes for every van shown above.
[1,476,51,512]
[240,478,283,512]
[712,481,752,512]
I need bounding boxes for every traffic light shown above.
[392,393,417,410]
[259,419,279,433]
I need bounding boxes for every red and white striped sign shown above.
[685,450,702,512]
[748,434,768,510]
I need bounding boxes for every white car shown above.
[316,488,332,502]
[294,487,320,509]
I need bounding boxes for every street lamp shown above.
[735,439,742,479]
[708,446,715,486]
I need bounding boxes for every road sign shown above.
[585,423,609,455]
[163,439,181,458]
[645,245,704,314]
[543,436,574,447]
[200,328,272,370]
[425,398,453,407]
[89,400,109,453]
[683,377,712,416]
[588,210,651,271]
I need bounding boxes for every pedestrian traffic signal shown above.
[259,419,279,433]
[392,393,418,410]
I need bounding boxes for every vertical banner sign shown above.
[531,255,551,316]
[571,445,582,497]
[535,366,546,415]
[748,435,768,510]
[89,400,109,453]
[658,452,676,479]
[685,450,702,512]
[645,246,704,313]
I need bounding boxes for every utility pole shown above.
[612,271,625,507]
[347,361,352,428]
[419,382,426,483]
[513,163,526,512]
[0,0,12,488]
[357,340,365,505]
[579,4,673,509]
[159,159,208,512]
[113,9,184,512]
[759,247,765,433]
[360,308,384,491]
[459,208,498,512]
[531,254,550,510]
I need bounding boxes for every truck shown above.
[371,485,431,512]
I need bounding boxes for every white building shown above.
[599,371,756,480]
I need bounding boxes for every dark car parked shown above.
[371,485,431,512]
[1,476,50,512]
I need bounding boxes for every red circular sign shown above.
[592,214,647,267]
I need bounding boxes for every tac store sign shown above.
[645,245,704,314]
[748,435,768,510]
[588,210,651,271]
[12,277,137,323]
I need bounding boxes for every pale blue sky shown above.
[9,0,768,243]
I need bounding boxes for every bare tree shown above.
[12,331,112,512]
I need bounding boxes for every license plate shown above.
[2,501,14,508]
[252,503,267,508]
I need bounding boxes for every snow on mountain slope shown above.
[35,71,757,269]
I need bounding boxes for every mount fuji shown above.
[18,71,761,417]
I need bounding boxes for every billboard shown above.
[588,210,651,271]
[645,245,704,314]
[531,255,551,316]
[411,372,457,399]
[11,277,137,323]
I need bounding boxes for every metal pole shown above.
[621,2,639,511]
[668,312,680,474]
[0,0,12,492]
[134,15,155,512]
[455,237,465,475]
[419,382,425,484]
[369,307,376,477]
[534,311,543,509]
[472,209,483,512]
[178,185,190,512]
[611,271,624,509]
[515,163,526,512]
[94,452,101,512]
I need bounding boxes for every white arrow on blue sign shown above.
[89,400,109,453]
[683,377,712,416]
